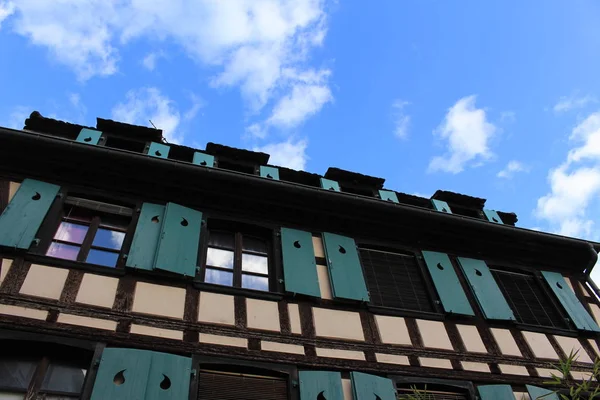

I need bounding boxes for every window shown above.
[360,248,434,313]
[103,136,146,153]
[45,197,132,268]
[491,268,567,329]
[197,369,288,400]
[0,341,91,399]
[396,384,469,400]
[202,221,271,291]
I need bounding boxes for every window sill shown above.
[193,281,284,301]
[367,304,444,321]
[22,253,126,277]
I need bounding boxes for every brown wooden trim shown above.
[234,295,247,329]
[0,258,28,294]
[113,276,135,311]
[248,337,261,351]
[578,337,598,364]
[445,322,466,352]
[408,355,420,367]
[184,283,199,322]
[359,310,376,343]
[450,359,463,371]
[46,309,59,323]
[278,299,291,334]
[509,328,535,359]
[59,269,84,303]
[26,355,50,398]
[547,334,567,359]
[80,342,106,400]
[298,303,315,338]
[405,317,423,348]
[116,319,131,334]
[0,179,8,214]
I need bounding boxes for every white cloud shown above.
[497,160,528,179]
[535,111,600,239]
[141,51,165,71]
[183,93,204,121]
[500,111,516,123]
[5,105,30,129]
[0,1,14,28]
[553,94,596,113]
[392,100,410,139]
[112,87,182,144]
[254,139,308,170]
[428,95,496,174]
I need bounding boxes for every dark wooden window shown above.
[0,341,92,399]
[360,248,434,313]
[103,136,146,153]
[198,369,288,400]
[491,268,567,329]
[397,386,468,400]
[44,197,132,268]
[202,221,272,292]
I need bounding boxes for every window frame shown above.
[31,188,138,274]
[191,355,299,400]
[391,376,476,400]
[356,237,445,318]
[196,217,284,297]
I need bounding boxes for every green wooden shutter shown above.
[526,385,559,400]
[422,251,474,316]
[542,271,600,332]
[431,199,452,213]
[299,371,343,400]
[350,372,396,400]
[76,128,102,145]
[322,232,369,301]
[193,152,214,167]
[126,203,165,271]
[154,202,202,277]
[146,351,192,400]
[379,190,399,203]
[260,166,280,180]
[0,179,60,249]
[484,209,503,224]
[458,257,515,320]
[281,228,320,297]
[477,385,514,400]
[320,178,340,192]
[149,142,170,159]
[90,348,152,400]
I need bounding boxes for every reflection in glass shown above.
[47,243,80,261]
[0,359,37,389]
[205,268,233,287]
[86,250,119,267]
[206,248,234,269]
[53,222,88,244]
[92,229,124,250]
[242,274,269,291]
[41,364,86,393]
[241,254,268,274]
[208,231,234,249]
[242,236,268,254]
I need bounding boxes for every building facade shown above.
[1,111,600,399]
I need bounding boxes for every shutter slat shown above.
[351,372,396,400]
[0,179,60,249]
[146,352,191,400]
[299,371,343,400]
[90,348,152,400]
[526,385,559,400]
[76,128,102,145]
[477,385,514,400]
[281,228,320,297]
[542,271,600,332]
[323,232,369,301]
[126,203,165,271]
[199,371,288,400]
[260,166,280,180]
[154,202,202,277]
[458,257,515,320]
[422,251,473,316]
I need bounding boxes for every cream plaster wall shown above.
[8,182,20,203]
[554,336,592,363]
[490,328,522,357]
[75,274,118,308]
[0,258,12,285]
[261,341,305,355]
[316,265,333,300]
[315,348,365,361]
[375,353,410,365]
[419,358,452,369]
[523,331,559,360]
[416,319,453,350]
[498,364,529,376]
[374,315,411,345]
[461,361,490,373]
[0,304,47,320]
[288,303,302,334]
[200,333,247,348]
[342,379,354,400]
[57,313,117,330]
[132,282,186,319]
[19,264,68,300]
[246,298,280,331]
[313,236,325,258]
[456,324,487,353]
[198,292,235,325]
[130,324,183,340]
[313,308,364,341]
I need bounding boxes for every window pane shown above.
[41,364,86,394]
[47,242,80,261]
[86,249,119,267]
[206,248,234,269]
[0,393,26,400]
[205,268,233,286]
[208,231,234,249]
[242,274,269,291]
[53,222,88,244]
[92,228,125,250]
[0,359,37,389]
[241,253,268,274]
[242,236,268,254]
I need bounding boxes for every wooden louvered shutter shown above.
[396,388,468,400]
[322,232,369,301]
[280,228,320,297]
[422,251,473,316]
[90,348,152,400]
[526,385,559,400]
[477,385,514,400]
[198,370,288,400]
[260,166,280,180]
[351,372,396,400]
[76,128,102,145]
[126,203,165,271]
[0,179,60,249]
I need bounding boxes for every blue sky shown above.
[3,1,600,273]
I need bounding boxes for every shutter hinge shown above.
[291,379,298,388]
[191,369,197,377]
[32,238,40,247]
[122,254,128,259]
[278,279,284,284]
[196,266,201,273]
[57,193,64,198]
